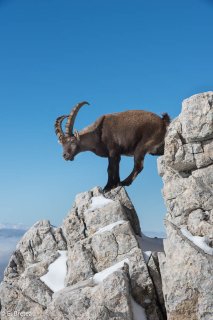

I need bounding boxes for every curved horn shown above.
[54,115,68,144]
[65,101,90,137]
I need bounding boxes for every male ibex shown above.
[55,101,170,190]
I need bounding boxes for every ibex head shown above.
[54,101,90,161]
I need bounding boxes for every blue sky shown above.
[0,0,213,232]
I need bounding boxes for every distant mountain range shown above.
[0,223,28,230]
[144,230,166,238]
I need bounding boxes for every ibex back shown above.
[55,101,170,191]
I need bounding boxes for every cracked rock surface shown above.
[158,92,213,320]
[0,186,165,320]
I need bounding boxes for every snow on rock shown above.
[142,251,152,264]
[40,250,68,292]
[93,258,129,284]
[131,297,147,320]
[88,195,114,211]
[181,228,213,255]
[94,220,126,234]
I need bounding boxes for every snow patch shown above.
[131,297,147,320]
[94,220,126,234]
[40,250,68,292]
[93,258,129,284]
[88,196,114,211]
[181,228,213,255]
[142,251,152,264]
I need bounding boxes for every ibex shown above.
[55,101,170,191]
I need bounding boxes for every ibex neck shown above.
[79,131,99,152]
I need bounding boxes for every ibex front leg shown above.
[104,155,121,191]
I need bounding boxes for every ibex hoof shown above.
[120,180,132,187]
[103,182,121,192]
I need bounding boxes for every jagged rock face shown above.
[158,92,213,320]
[44,270,133,320]
[0,220,67,319]
[0,186,165,320]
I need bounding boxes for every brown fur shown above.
[55,105,170,191]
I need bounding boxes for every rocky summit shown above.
[0,186,165,320]
[0,92,213,320]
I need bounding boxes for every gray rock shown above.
[0,186,164,320]
[159,221,213,320]
[181,92,213,142]
[0,281,44,320]
[158,92,213,320]
[63,186,141,249]
[45,270,133,320]
[18,275,52,307]
[147,253,166,319]
[0,220,67,320]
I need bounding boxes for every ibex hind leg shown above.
[120,158,144,186]
[121,155,145,187]
[120,140,149,187]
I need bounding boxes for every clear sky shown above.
[0,0,213,232]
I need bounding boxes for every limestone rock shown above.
[158,221,213,320]
[147,253,166,319]
[0,220,67,319]
[158,92,213,320]
[0,186,165,320]
[44,270,133,320]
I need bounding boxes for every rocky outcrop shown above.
[158,92,213,320]
[0,187,165,320]
[2,92,211,320]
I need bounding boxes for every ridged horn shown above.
[65,101,90,137]
[54,115,68,144]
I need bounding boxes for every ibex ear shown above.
[74,129,80,141]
